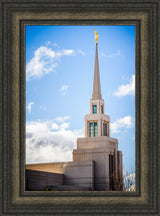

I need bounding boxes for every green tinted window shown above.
[103,123,107,136]
[94,122,98,136]
[93,105,97,114]
[90,122,93,137]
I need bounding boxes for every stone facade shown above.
[26,161,94,191]
[25,42,123,191]
[25,169,90,191]
[25,169,63,191]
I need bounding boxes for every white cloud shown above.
[110,116,134,133]
[54,116,70,123]
[62,49,74,56]
[26,46,56,81]
[51,123,59,130]
[114,74,135,97]
[60,122,70,129]
[58,85,69,96]
[26,46,75,81]
[27,102,34,113]
[56,49,74,57]
[26,43,85,81]
[26,119,83,164]
[101,50,121,58]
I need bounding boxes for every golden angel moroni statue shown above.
[94,29,99,43]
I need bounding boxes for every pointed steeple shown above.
[92,43,102,100]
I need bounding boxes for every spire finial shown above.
[94,29,99,44]
[92,36,102,100]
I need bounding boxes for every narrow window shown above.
[93,105,97,114]
[89,122,93,137]
[101,105,103,114]
[103,123,107,136]
[94,122,98,136]
[109,154,114,190]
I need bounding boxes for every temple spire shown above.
[92,43,102,100]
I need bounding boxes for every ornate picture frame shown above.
[0,0,159,215]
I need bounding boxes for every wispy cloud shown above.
[51,123,59,130]
[26,46,57,81]
[26,44,86,81]
[58,85,69,96]
[46,42,60,48]
[78,49,85,56]
[53,43,60,48]
[60,122,70,129]
[62,50,74,56]
[54,116,70,123]
[26,46,76,81]
[26,119,83,164]
[110,116,134,133]
[27,102,35,113]
[40,105,47,110]
[101,50,121,58]
[56,49,74,57]
[114,74,135,97]
[45,41,51,46]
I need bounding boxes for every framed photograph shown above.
[25,25,135,193]
[0,0,159,215]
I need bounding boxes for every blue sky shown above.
[26,25,135,172]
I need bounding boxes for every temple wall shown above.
[26,162,66,174]
[77,136,118,149]
[25,169,63,191]
[26,160,95,190]
[73,147,116,190]
[64,161,94,190]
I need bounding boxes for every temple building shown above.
[26,32,123,191]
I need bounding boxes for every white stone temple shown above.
[26,34,123,191]
[72,42,123,191]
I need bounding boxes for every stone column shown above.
[85,119,88,137]
[98,118,101,136]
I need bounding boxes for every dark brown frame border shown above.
[0,0,159,215]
